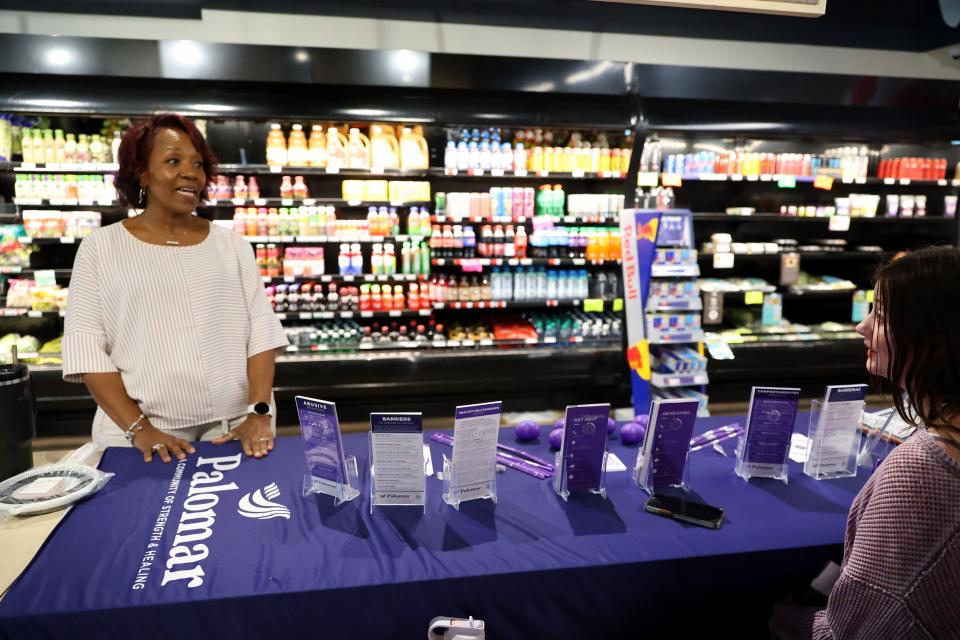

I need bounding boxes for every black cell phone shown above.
[644,494,724,529]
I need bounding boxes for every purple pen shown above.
[430,433,553,479]
[689,424,743,452]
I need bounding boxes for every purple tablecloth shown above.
[0,414,869,639]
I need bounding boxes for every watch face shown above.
[254,402,271,415]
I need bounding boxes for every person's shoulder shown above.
[870,428,958,499]
[207,222,248,250]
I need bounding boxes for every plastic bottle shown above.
[444,140,457,170]
[280,176,294,199]
[347,127,371,170]
[266,124,288,167]
[54,130,66,164]
[350,243,363,275]
[456,138,469,171]
[308,125,327,167]
[326,127,348,170]
[293,176,309,199]
[111,131,122,164]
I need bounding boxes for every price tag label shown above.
[814,175,834,190]
[34,270,57,287]
[898,178,910,185]
[283,276,295,283]
[661,174,682,188]
[583,299,604,312]
[370,167,385,175]
[418,309,431,316]
[730,174,744,182]
[27,310,42,318]
[713,253,734,269]
[537,170,550,177]
[490,168,504,177]
[299,312,313,320]
[744,291,764,305]
[543,336,557,344]
[480,339,493,347]
[829,215,851,232]
[347,200,362,207]
[760,174,773,182]
[302,198,315,206]
[636,172,659,187]
[361,311,373,318]
[275,313,287,320]
[270,165,283,174]
[470,169,485,177]
[389,310,402,317]
[253,198,267,206]
[339,311,353,318]
[281,199,294,206]
[325,166,340,174]
[59,236,76,244]
[19,162,36,170]
[855,177,867,184]
[746,175,759,182]
[232,198,246,205]
[514,169,528,177]
[571,170,585,178]
[18,236,32,245]
[613,298,624,312]
[883,178,896,185]
[777,175,796,189]
[444,168,458,176]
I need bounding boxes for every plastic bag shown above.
[0,464,114,522]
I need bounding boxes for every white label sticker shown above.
[713,253,734,269]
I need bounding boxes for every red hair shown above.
[115,113,218,207]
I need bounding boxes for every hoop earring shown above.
[139,187,146,208]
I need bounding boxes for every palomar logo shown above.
[237,483,290,520]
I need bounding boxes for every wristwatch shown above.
[247,402,273,418]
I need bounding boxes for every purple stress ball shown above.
[633,414,650,428]
[607,417,617,435]
[554,417,565,431]
[549,427,564,450]
[620,422,646,445]
[515,420,541,442]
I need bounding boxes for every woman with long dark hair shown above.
[774,246,960,639]
[62,113,288,463]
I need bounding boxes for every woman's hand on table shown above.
[133,424,195,463]
[212,414,274,458]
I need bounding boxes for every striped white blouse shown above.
[62,221,289,430]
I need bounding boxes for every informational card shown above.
[449,401,502,502]
[370,412,425,505]
[635,398,699,490]
[296,396,348,495]
[558,403,611,493]
[736,387,801,480]
[806,385,867,476]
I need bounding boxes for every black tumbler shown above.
[0,363,36,481]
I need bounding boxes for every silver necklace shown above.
[141,217,191,245]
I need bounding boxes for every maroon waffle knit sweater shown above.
[812,427,960,639]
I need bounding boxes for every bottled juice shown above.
[54,130,66,164]
[326,127,348,170]
[287,124,309,167]
[280,176,294,199]
[292,176,309,199]
[76,134,90,163]
[531,146,544,172]
[308,125,327,167]
[266,124,288,167]
[347,128,371,170]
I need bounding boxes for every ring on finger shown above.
[257,436,270,441]
[152,443,167,452]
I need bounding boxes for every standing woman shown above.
[62,113,289,462]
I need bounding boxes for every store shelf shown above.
[202,198,429,208]
[5,162,119,173]
[699,251,885,263]
[693,213,956,224]
[650,371,709,388]
[281,336,622,356]
[216,164,430,178]
[431,299,589,310]
[262,273,428,284]
[275,309,433,321]
[240,234,427,244]
[0,267,72,278]
[718,288,856,300]
[17,236,84,245]
[646,329,704,345]
[0,308,65,318]
[429,168,626,180]
[12,198,121,208]
[662,173,960,188]
[651,264,700,277]
[432,215,616,225]
[432,257,619,267]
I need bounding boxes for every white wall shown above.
[0,8,958,81]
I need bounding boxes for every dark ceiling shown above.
[0,0,958,52]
